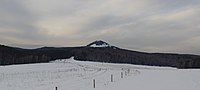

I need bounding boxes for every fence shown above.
[54,68,133,90]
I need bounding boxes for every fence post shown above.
[121,72,123,78]
[111,74,113,82]
[128,69,130,74]
[93,79,96,88]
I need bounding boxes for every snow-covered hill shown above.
[0,57,200,90]
[87,40,111,47]
[87,40,118,49]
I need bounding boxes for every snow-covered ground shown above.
[0,57,200,90]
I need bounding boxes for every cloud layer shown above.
[0,0,200,54]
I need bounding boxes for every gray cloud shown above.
[0,0,200,55]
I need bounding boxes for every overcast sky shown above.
[0,0,200,55]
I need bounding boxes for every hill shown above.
[0,40,200,68]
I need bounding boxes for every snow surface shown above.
[90,43,110,47]
[1,57,200,90]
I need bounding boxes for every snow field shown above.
[0,57,200,90]
[0,58,139,90]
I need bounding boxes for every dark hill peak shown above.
[87,40,109,47]
[87,40,119,49]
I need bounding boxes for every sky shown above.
[0,0,200,55]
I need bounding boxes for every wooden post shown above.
[111,74,113,82]
[93,79,96,88]
[121,72,123,78]
[128,69,130,74]
[55,87,58,90]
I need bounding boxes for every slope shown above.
[0,57,200,90]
